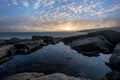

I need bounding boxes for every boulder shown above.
[107,43,120,71]
[69,36,112,56]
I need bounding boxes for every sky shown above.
[0,0,120,32]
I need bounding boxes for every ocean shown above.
[0,32,87,39]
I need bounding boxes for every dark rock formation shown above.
[107,43,120,71]
[104,43,120,80]
[101,71,120,80]
[32,36,53,44]
[6,37,22,44]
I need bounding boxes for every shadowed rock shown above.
[107,43,120,71]
[101,71,120,80]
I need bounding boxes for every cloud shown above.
[13,0,18,5]
[106,4,120,12]
[22,0,29,7]
[34,0,42,9]
[43,0,55,6]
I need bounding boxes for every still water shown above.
[0,42,111,80]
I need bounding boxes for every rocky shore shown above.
[0,29,120,80]
[0,36,62,64]
[2,73,90,80]
[62,29,120,80]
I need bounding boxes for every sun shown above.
[64,26,72,31]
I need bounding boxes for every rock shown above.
[0,40,6,44]
[101,71,120,80]
[113,43,120,53]
[2,73,90,80]
[32,36,53,44]
[69,36,112,56]
[88,30,120,45]
[107,43,120,71]
[7,37,22,44]
[12,40,44,54]
[2,72,44,80]
[32,73,89,80]
[0,45,13,59]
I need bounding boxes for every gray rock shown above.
[113,43,120,53]
[2,72,44,80]
[32,73,89,80]
[69,36,112,56]
[2,73,90,80]
[0,45,13,59]
[88,30,120,45]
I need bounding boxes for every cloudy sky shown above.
[0,0,120,32]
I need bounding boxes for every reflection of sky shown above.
[0,42,111,80]
[0,0,120,31]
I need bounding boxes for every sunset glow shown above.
[64,26,72,31]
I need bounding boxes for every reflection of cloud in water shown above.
[0,42,111,79]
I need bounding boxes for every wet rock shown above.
[101,71,120,80]
[68,36,112,56]
[12,40,44,54]
[2,72,44,80]
[88,30,120,45]
[32,73,89,80]
[107,43,120,71]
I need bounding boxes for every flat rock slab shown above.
[32,73,89,80]
[2,72,44,80]
[2,73,90,80]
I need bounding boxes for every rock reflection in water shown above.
[0,42,111,80]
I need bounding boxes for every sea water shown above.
[0,42,111,80]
